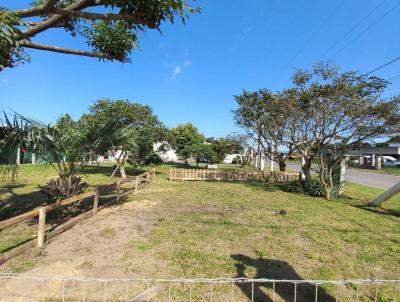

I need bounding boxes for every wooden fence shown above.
[0,169,156,265]
[169,168,301,182]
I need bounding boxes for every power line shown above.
[289,0,346,63]
[271,0,346,83]
[321,0,387,59]
[329,1,400,59]
[388,73,400,81]
[363,55,400,76]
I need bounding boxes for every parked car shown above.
[383,156,400,167]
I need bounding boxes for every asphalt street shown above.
[285,162,400,190]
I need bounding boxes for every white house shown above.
[153,142,178,162]
[223,153,242,164]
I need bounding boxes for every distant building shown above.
[153,142,178,162]
[223,154,242,164]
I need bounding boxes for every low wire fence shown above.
[0,274,398,302]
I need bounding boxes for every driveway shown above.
[285,162,400,190]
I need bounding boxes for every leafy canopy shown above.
[84,98,166,165]
[171,123,205,161]
[0,0,200,70]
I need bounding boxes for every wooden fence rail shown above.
[0,169,156,265]
[169,168,301,182]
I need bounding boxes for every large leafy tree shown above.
[233,89,295,172]
[289,63,400,200]
[170,123,204,165]
[84,98,166,177]
[0,0,200,70]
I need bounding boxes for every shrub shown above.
[39,174,88,201]
[145,152,163,165]
[285,179,324,197]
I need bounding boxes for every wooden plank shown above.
[44,191,95,212]
[370,181,400,207]
[0,208,39,230]
[0,239,36,266]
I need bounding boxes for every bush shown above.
[285,179,324,197]
[284,177,341,198]
[145,152,163,165]
[39,174,88,201]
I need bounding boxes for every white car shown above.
[383,156,400,167]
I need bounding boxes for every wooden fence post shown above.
[116,180,121,202]
[93,190,99,214]
[135,176,139,192]
[152,169,156,181]
[38,207,46,248]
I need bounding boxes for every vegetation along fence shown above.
[169,168,301,182]
[0,169,156,266]
[0,274,398,302]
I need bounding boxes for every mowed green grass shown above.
[351,166,400,176]
[1,164,399,299]
[121,166,400,300]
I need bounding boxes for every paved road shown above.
[285,162,400,190]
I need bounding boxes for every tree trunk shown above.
[319,156,335,200]
[119,154,127,178]
[278,161,286,172]
[325,188,332,200]
[302,158,312,181]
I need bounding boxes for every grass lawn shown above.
[0,164,399,301]
[350,165,400,176]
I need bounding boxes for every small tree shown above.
[291,62,400,199]
[206,137,230,162]
[192,143,217,166]
[0,0,200,70]
[171,123,205,165]
[206,136,245,162]
[84,99,165,177]
[0,112,124,198]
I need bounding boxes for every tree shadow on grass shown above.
[231,254,336,302]
[339,196,400,218]
[0,183,48,220]
[81,165,156,177]
[354,205,400,218]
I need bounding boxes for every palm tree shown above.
[0,112,134,199]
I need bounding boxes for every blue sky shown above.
[1,0,400,138]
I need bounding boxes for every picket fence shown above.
[169,168,301,182]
